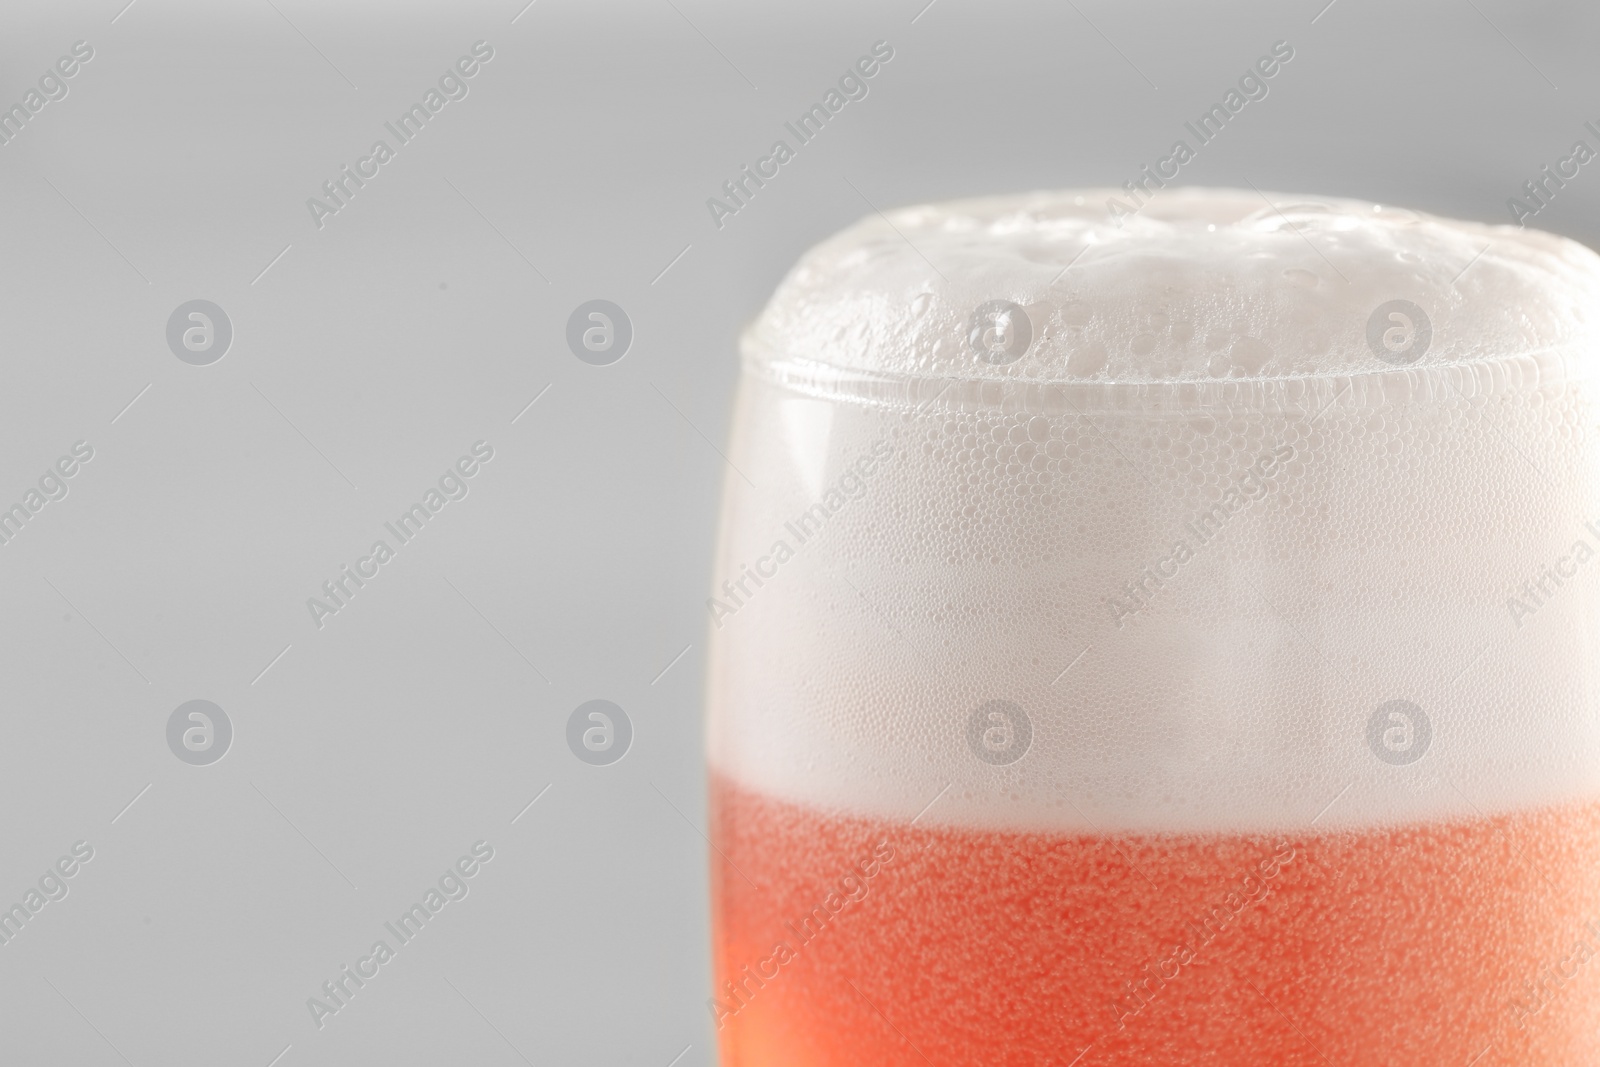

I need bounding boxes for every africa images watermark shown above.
[0,841,95,949]
[0,440,95,550]
[1505,517,1600,629]
[706,438,895,628]
[306,840,495,1029]
[1506,118,1600,227]
[1507,917,1600,1032]
[705,40,895,230]
[0,40,95,148]
[1105,39,1295,226]
[1104,443,1296,628]
[306,41,495,230]
[1106,840,1296,1032]
[306,441,495,629]
[706,838,896,1030]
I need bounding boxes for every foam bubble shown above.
[744,187,1600,390]
[708,188,1600,833]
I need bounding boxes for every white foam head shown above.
[744,187,1600,387]
[709,188,1600,833]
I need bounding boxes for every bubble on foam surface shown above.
[743,187,1600,387]
[709,189,1600,834]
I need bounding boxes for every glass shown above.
[705,189,1600,1065]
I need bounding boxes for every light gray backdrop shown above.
[0,0,1596,1064]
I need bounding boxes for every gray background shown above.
[0,0,1596,1064]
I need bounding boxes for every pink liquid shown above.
[711,773,1600,1066]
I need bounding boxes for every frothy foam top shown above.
[711,189,1600,835]
[744,187,1600,390]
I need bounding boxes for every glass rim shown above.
[740,343,1582,416]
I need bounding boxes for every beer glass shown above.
[706,189,1600,1065]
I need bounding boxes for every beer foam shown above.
[744,187,1600,391]
[709,188,1600,834]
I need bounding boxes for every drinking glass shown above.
[706,189,1600,1065]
